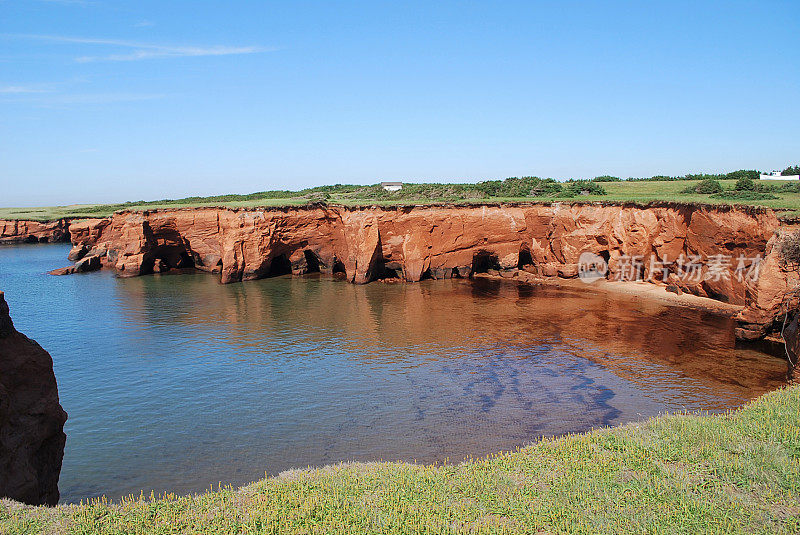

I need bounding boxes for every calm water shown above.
[0,243,786,504]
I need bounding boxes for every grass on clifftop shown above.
[2,386,799,534]
[4,178,800,222]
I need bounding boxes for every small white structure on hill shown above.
[761,171,800,180]
[381,182,403,192]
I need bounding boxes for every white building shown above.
[760,171,800,180]
[381,182,403,192]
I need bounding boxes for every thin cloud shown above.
[0,85,52,94]
[37,93,166,104]
[36,0,91,5]
[0,92,167,107]
[3,34,270,62]
[133,20,155,28]
[76,45,262,63]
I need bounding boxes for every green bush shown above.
[334,176,566,202]
[779,230,800,267]
[684,173,725,182]
[710,191,779,200]
[470,176,563,197]
[734,177,756,191]
[593,175,620,182]
[684,179,723,194]
[628,173,727,182]
[565,180,607,195]
[781,182,800,193]
[725,169,760,181]
[754,182,779,193]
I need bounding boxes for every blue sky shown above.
[1,1,798,206]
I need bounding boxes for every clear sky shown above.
[1,1,798,207]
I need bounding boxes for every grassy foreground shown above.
[2,387,798,534]
[4,178,800,222]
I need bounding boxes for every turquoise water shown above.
[0,243,786,504]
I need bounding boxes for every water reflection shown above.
[0,244,786,504]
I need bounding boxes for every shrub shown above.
[781,182,800,193]
[685,179,723,194]
[725,170,760,181]
[593,175,620,182]
[473,176,563,197]
[710,191,778,200]
[734,177,756,191]
[685,173,725,182]
[474,176,562,197]
[753,182,779,193]
[527,178,564,197]
[565,180,607,195]
[779,231,800,268]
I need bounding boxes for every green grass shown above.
[2,385,798,534]
[4,179,800,222]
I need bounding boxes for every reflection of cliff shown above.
[0,291,67,505]
[115,274,784,402]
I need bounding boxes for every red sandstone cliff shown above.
[0,291,67,506]
[51,203,794,339]
[0,219,71,245]
[70,203,774,290]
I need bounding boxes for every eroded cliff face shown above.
[735,232,799,340]
[0,291,67,506]
[0,219,71,245]
[70,204,773,289]
[58,203,790,338]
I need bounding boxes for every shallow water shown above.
[0,243,786,504]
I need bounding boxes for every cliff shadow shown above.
[518,249,533,269]
[471,251,501,275]
[303,250,321,274]
[267,254,293,277]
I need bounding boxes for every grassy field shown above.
[4,178,800,222]
[2,385,798,534]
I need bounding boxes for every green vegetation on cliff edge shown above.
[2,386,798,534]
[5,174,800,222]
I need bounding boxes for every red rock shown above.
[735,233,797,339]
[73,255,101,273]
[65,203,787,338]
[558,264,579,278]
[48,266,75,276]
[665,284,683,295]
[67,244,88,262]
[0,291,66,505]
[782,314,800,369]
[0,219,70,245]
[65,218,110,247]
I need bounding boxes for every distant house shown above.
[761,171,800,180]
[381,182,403,192]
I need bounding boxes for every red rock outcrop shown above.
[59,202,789,337]
[735,231,800,340]
[69,203,772,287]
[66,218,110,250]
[0,219,71,245]
[0,291,67,506]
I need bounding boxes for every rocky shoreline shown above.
[1,201,796,340]
[0,219,71,245]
